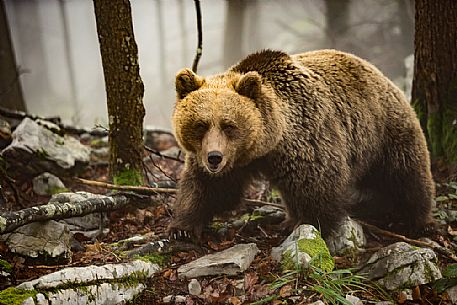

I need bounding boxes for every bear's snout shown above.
[207,151,223,171]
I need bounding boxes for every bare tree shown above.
[412,0,457,165]
[324,0,351,50]
[93,0,145,185]
[0,0,25,111]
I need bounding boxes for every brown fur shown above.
[169,49,435,238]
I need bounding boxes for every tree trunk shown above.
[412,0,457,165]
[0,0,26,111]
[223,0,246,69]
[93,0,145,185]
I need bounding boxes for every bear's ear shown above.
[176,68,204,99]
[235,72,262,99]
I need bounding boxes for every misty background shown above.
[3,0,414,130]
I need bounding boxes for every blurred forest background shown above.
[2,0,414,130]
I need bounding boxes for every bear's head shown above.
[173,68,284,176]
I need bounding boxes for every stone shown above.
[162,295,187,303]
[17,260,159,290]
[326,216,366,255]
[1,220,71,259]
[308,301,325,305]
[188,278,202,296]
[271,225,334,272]
[1,118,90,176]
[32,172,66,196]
[345,294,363,305]
[446,285,457,304]
[359,242,442,290]
[178,243,259,279]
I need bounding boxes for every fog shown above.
[3,0,413,130]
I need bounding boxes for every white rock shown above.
[46,283,145,305]
[1,220,71,259]
[271,224,334,272]
[22,297,35,305]
[1,118,90,175]
[36,293,48,305]
[446,284,457,304]
[359,242,442,290]
[17,260,159,290]
[162,295,187,303]
[178,243,259,279]
[345,294,363,305]
[188,278,202,295]
[326,216,366,255]
[308,301,325,305]
[32,172,66,196]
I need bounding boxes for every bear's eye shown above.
[221,123,238,136]
[193,122,208,135]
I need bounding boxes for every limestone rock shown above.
[271,225,334,272]
[32,172,66,196]
[326,216,366,255]
[359,242,442,290]
[1,220,71,259]
[1,118,90,176]
[178,243,259,279]
[188,278,202,296]
[17,260,159,290]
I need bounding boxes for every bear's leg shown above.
[168,165,249,239]
[278,187,350,238]
[354,137,435,236]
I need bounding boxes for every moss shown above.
[240,213,263,222]
[49,187,70,195]
[113,168,143,186]
[280,233,334,273]
[297,235,334,273]
[0,259,12,273]
[133,254,169,267]
[0,287,37,305]
[210,221,225,231]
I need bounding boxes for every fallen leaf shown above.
[279,284,293,297]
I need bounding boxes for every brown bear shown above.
[168,49,435,239]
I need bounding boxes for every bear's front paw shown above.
[167,221,203,241]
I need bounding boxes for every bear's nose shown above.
[208,151,223,166]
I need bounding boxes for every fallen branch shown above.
[0,194,143,234]
[76,178,177,194]
[144,145,184,163]
[359,220,457,263]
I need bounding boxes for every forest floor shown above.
[1,127,457,305]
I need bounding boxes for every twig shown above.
[243,198,284,209]
[148,155,177,183]
[191,0,202,73]
[144,145,184,163]
[359,220,457,263]
[76,178,177,194]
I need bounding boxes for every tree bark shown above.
[0,195,130,234]
[93,0,145,185]
[0,0,26,111]
[412,0,457,165]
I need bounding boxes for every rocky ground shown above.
[0,112,457,304]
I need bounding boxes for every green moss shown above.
[0,287,37,305]
[441,109,457,164]
[280,233,334,273]
[240,213,263,222]
[297,236,334,272]
[133,254,169,267]
[113,168,143,186]
[210,221,225,231]
[49,187,70,195]
[0,259,12,273]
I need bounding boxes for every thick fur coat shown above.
[169,49,435,238]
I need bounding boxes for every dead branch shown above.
[243,198,284,209]
[76,178,177,194]
[144,145,184,163]
[359,220,457,263]
[191,0,203,73]
[0,194,141,234]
